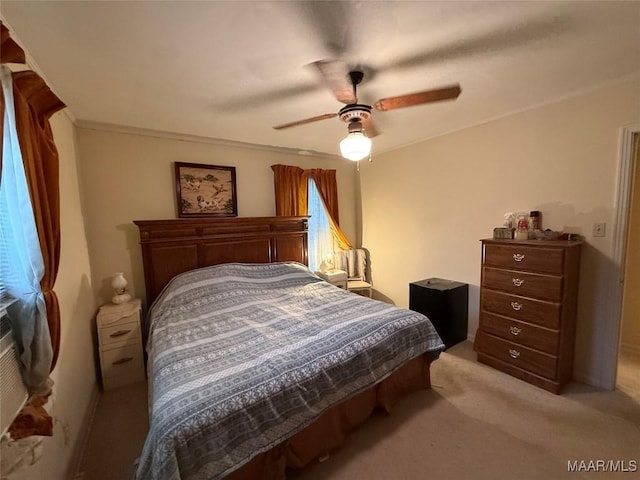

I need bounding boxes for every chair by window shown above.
[335,248,372,297]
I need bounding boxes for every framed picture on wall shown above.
[174,162,238,217]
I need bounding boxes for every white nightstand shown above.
[97,298,145,390]
[315,269,348,289]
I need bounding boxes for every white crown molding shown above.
[75,120,339,159]
[389,73,640,155]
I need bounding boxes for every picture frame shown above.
[174,162,238,217]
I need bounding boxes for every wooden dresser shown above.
[475,239,582,393]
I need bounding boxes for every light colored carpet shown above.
[77,342,640,480]
[617,348,640,403]
[75,382,148,480]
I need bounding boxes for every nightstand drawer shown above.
[100,343,145,379]
[476,332,557,380]
[480,312,559,355]
[99,321,140,347]
[484,244,564,274]
[483,267,562,301]
[97,310,139,327]
[481,289,561,329]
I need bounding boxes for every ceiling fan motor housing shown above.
[338,104,372,125]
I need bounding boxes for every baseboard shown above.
[572,370,603,390]
[68,384,101,480]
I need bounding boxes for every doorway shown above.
[616,131,640,401]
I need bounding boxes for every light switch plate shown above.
[593,222,606,237]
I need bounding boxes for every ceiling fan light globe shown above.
[340,132,371,161]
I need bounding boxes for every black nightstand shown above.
[409,278,468,349]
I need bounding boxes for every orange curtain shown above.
[2,23,65,371]
[1,23,26,64]
[271,164,308,216]
[12,71,65,370]
[307,169,339,222]
[272,164,352,249]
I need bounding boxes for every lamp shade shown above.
[111,272,128,293]
[340,131,371,161]
[111,272,131,305]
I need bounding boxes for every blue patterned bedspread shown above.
[136,262,444,480]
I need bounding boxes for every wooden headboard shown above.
[134,216,309,304]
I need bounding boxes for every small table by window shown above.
[315,269,348,289]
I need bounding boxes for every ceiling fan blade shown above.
[374,84,461,112]
[273,113,338,130]
[295,1,354,58]
[362,117,379,138]
[311,60,356,104]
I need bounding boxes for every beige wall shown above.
[359,78,640,387]
[6,70,635,480]
[6,112,98,479]
[75,129,358,307]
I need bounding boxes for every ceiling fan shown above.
[273,60,462,160]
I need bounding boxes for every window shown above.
[271,164,351,271]
[307,178,336,271]
[0,64,51,390]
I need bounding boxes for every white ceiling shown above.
[2,1,639,158]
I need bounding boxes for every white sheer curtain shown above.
[307,178,336,272]
[0,65,52,391]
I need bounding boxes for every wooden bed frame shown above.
[134,216,436,480]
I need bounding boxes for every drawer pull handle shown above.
[510,326,522,336]
[509,349,521,359]
[112,357,133,366]
[109,329,131,338]
[510,301,522,311]
[512,278,524,287]
[513,253,525,262]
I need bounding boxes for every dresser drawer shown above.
[481,289,561,329]
[484,244,564,274]
[483,267,563,301]
[476,332,557,380]
[99,321,140,347]
[100,343,144,379]
[480,312,559,355]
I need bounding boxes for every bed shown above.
[133,217,444,480]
